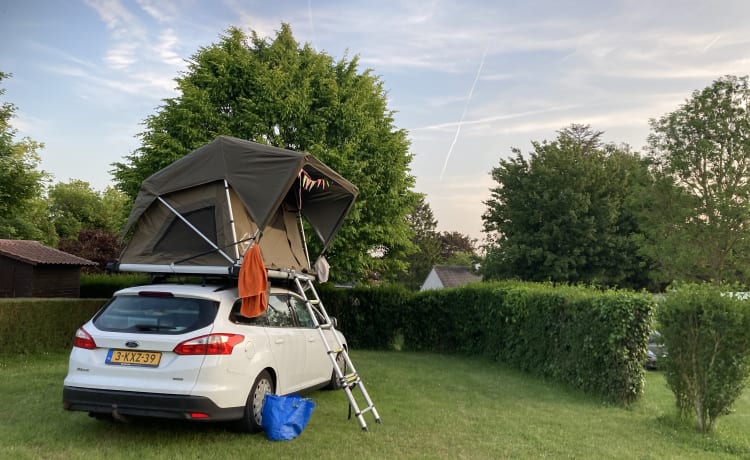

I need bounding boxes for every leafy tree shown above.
[397,195,441,289]
[0,72,49,240]
[112,25,416,282]
[438,231,477,263]
[646,75,750,284]
[482,124,652,289]
[48,180,129,239]
[48,180,102,240]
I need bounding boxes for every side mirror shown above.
[329,316,338,329]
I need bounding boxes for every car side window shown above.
[266,295,295,327]
[229,295,295,328]
[290,296,315,328]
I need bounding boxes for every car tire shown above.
[326,350,346,390]
[237,370,274,433]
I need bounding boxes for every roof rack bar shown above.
[117,263,238,276]
[267,269,315,281]
[112,264,316,280]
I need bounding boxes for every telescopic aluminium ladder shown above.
[292,273,381,431]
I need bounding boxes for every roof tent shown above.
[115,136,358,275]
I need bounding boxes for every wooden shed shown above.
[0,239,96,298]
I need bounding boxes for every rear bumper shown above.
[62,386,244,421]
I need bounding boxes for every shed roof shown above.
[432,265,481,288]
[0,239,96,266]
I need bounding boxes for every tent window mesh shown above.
[154,207,217,254]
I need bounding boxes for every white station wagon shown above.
[63,282,346,432]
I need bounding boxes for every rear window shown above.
[93,294,219,334]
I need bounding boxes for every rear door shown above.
[259,295,307,393]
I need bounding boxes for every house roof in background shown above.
[0,239,96,266]
[433,265,481,288]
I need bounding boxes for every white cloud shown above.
[223,0,291,40]
[105,41,138,70]
[83,0,138,31]
[156,28,184,66]
[136,0,178,23]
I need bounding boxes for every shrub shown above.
[658,283,750,432]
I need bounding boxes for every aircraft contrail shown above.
[308,0,317,49]
[440,46,488,180]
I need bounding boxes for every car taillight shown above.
[138,291,174,297]
[173,334,244,355]
[73,327,96,349]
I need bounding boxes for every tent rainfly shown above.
[115,136,359,276]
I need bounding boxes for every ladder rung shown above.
[317,323,333,330]
[342,373,359,383]
[309,299,320,304]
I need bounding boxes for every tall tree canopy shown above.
[112,25,417,281]
[0,72,49,241]
[645,75,750,284]
[482,124,652,289]
[397,195,441,289]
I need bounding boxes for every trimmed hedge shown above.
[2,281,654,404]
[319,283,411,350]
[0,298,107,354]
[321,281,654,404]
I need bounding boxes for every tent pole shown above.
[298,212,311,268]
[157,196,235,264]
[224,180,240,261]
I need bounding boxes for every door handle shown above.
[275,338,285,344]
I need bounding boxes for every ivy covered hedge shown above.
[321,281,654,404]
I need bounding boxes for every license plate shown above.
[106,349,162,367]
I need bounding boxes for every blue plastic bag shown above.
[261,394,315,441]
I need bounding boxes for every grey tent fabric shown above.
[119,136,358,273]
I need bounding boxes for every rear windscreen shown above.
[93,295,219,334]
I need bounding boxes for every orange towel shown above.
[238,244,268,318]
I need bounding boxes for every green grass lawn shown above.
[1,350,749,459]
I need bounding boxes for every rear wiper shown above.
[134,324,178,331]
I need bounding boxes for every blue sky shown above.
[3,0,750,241]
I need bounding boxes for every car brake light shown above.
[73,327,96,349]
[138,291,174,297]
[173,334,244,355]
